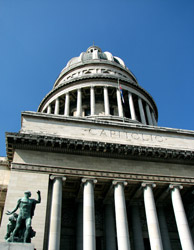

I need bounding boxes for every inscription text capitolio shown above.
[88,128,166,143]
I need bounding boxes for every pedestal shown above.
[0,242,34,250]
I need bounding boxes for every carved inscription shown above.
[88,128,167,143]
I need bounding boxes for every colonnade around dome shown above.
[41,84,157,126]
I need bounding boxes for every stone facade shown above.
[0,46,194,250]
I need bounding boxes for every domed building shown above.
[38,45,157,126]
[0,46,194,250]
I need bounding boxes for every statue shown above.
[4,213,18,240]
[5,190,41,243]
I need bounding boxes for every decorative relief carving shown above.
[64,67,128,81]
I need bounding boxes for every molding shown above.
[11,163,194,185]
[6,132,194,165]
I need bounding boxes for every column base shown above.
[0,242,34,250]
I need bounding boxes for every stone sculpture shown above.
[5,190,41,243]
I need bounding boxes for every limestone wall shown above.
[0,170,49,250]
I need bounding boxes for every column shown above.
[151,112,157,126]
[130,202,145,250]
[138,97,146,124]
[142,183,163,250]
[113,181,131,250]
[48,175,66,250]
[116,88,124,117]
[76,201,83,250]
[82,178,97,250]
[170,184,194,250]
[77,89,82,117]
[145,104,153,125]
[47,104,51,114]
[90,86,95,116]
[104,86,110,115]
[104,203,117,250]
[64,93,70,116]
[157,205,172,250]
[54,98,59,115]
[128,92,136,120]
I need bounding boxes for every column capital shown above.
[112,180,128,186]
[50,175,66,181]
[82,178,97,184]
[142,182,156,188]
[169,184,183,190]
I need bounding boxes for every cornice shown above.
[6,132,194,165]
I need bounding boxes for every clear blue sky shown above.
[0,0,194,156]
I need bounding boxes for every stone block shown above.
[0,242,34,250]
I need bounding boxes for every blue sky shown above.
[0,0,194,156]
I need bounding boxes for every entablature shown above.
[6,132,194,166]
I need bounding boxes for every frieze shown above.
[11,163,194,185]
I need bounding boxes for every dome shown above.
[55,46,137,89]
[38,46,158,126]
[64,45,126,70]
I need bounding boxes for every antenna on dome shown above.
[93,41,95,46]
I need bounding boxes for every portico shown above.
[46,170,194,250]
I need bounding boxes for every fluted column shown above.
[128,92,136,120]
[142,183,163,250]
[138,97,146,124]
[64,93,70,116]
[130,202,145,250]
[47,104,51,114]
[82,178,97,250]
[77,89,82,117]
[54,98,59,115]
[151,112,157,126]
[113,180,131,250]
[48,175,66,250]
[170,184,194,250]
[76,201,83,250]
[90,86,95,116]
[146,104,153,125]
[104,203,117,250]
[157,205,172,250]
[116,88,124,117]
[104,86,110,115]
